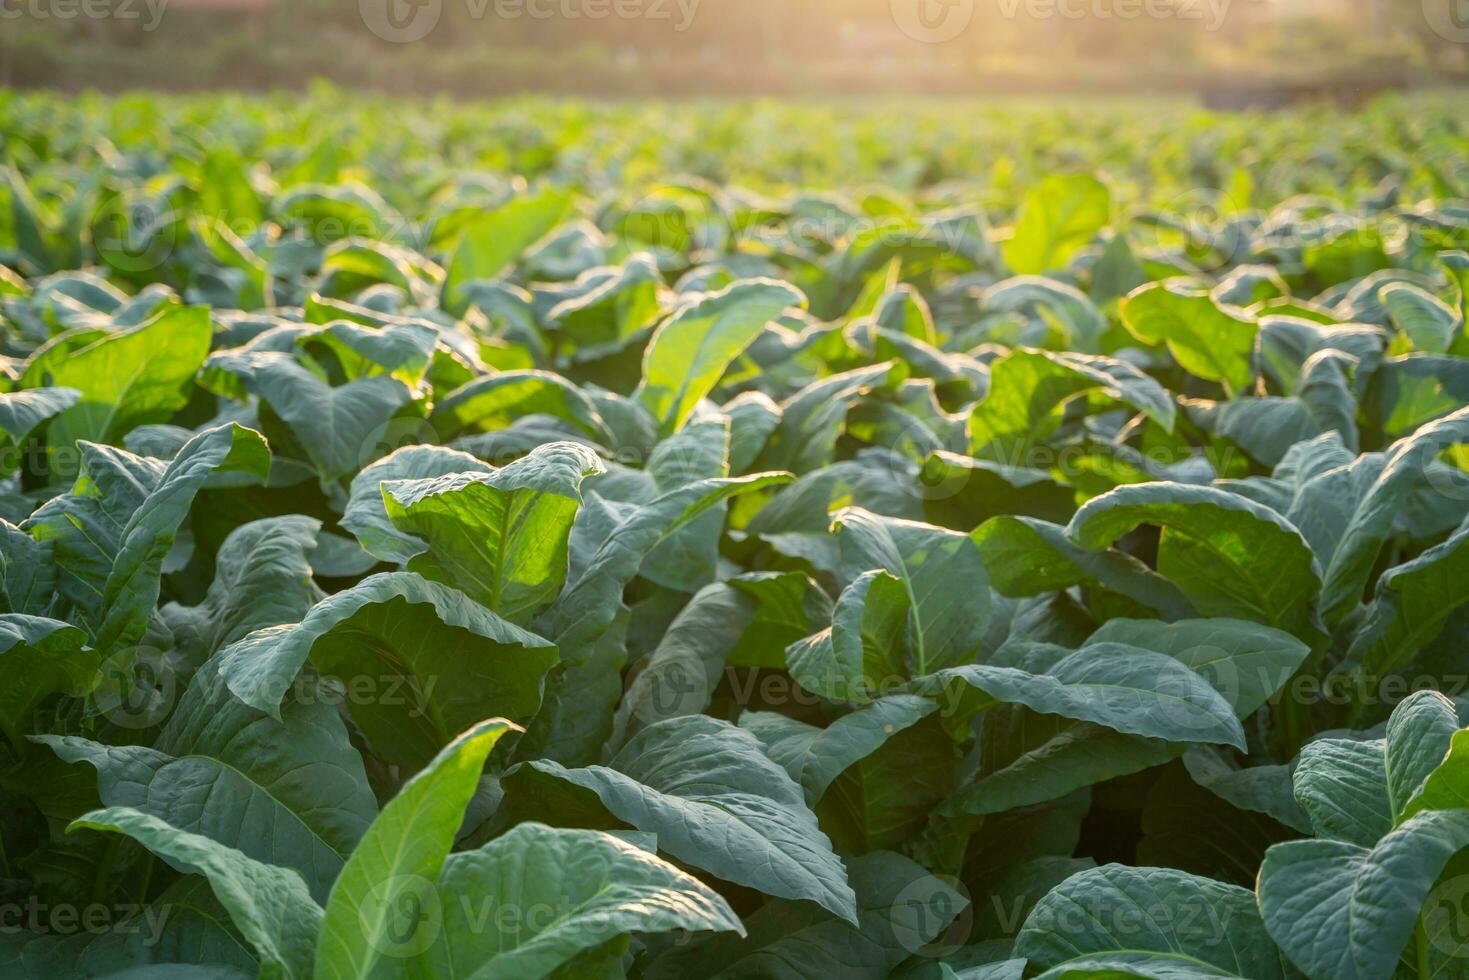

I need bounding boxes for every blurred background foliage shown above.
[0,0,1461,101]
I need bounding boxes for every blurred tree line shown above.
[0,0,1455,94]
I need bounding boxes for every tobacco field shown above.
[0,89,1468,978]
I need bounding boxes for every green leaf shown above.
[1120,281,1257,394]
[23,442,163,620]
[23,306,213,471]
[833,508,990,677]
[419,822,743,978]
[967,348,1174,461]
[637,418,733,592]
[0,614,94,746]
[643,851,965,980]
[1405,728,1469,818]
[502,714,858,923]
[756,363,903,474]
[522,475,793,767]
[1083,618,1310,717]
[160,515,323,663]
[1310,405,1469,626]
[1017,865,1293,979]
[216,572,556,770]
[1381,281,1458,353]
[249,354,414,484]
[25,424,270,651]
[1339,518,1469,687]
[69,806,323,980]
[431,370,610,443]
[741,695,938,805]
[1187,352,1360,466]
[315,718,516,980]
[982,275,1109,352]
[300,320,438,386]
[1032,951,1242,978]
[383,441,605,623]
[613,572,828,745]
[1003,174,1111,275]
[786,568,910,702]
[1068,483,1323,641]
[443,188,572,316]
[0,386,78,473]
[945,720,1176,818]
[546,473,793,650]
[636,278,805,435]
[0,518,56,616]
[1182,747,1312,834]
[342,445,494,565]
[1293,737,1392,846]
[0,876,258,978]
[547,251,666,356]
[94,423,271,653]
[1386,691,1464,823]
[973,516,1194,621]
[41,660,377,902]
[1258,809,1469,980]
[906,642,1247,750]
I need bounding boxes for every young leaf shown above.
[442,187,572,316]
[1003,174,1111,275]
[1120,281,1257,394]
[382,441,605,623]
[967,348,1174,461]
[24,306,213,472]
[832,508,990,677]
[315,718,517,980]
[636,277,805,436]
